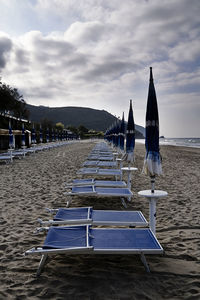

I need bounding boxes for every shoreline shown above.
[136,138,200,149]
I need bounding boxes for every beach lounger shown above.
[82,161,117,167]
[66,178,127,188]
[77,168,122,178]
[87,155,114,161]
[0,154,13,163]
[25,225,163,275]
[38,206,148,226]
[64,186,133,207]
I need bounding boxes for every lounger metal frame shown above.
[25,225,163,276]
[64,185,133,207]
[38,206,148,227]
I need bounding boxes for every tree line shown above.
[0,78,29,119]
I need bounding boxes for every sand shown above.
[0,140,199,300]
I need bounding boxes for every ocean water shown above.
[136,138,200,149]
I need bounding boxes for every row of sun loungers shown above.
[0,140,75,163]
[25,142,164,276]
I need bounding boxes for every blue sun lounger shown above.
[82,160,117,167]
[64,186,133,207]
[25,225,163,275]
[87,155,114,161]
[0,154,13,163]
[77,168,122,179]
[38,206,148,226]
[66,178,127,188]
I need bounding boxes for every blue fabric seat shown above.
[25,225,163,275]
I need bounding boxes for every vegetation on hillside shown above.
[0,78,29,119]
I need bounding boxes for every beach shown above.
[0,140,199,300]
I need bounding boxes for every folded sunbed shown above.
[38,206,148,226]
[25,225,163,275]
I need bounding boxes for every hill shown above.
[26,104,144,137]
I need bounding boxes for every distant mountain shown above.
[26,104,144,137]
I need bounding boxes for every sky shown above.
[0,0,200,137]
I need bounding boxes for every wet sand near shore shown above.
[0,140,199,299]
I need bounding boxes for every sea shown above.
[136,138,200,149]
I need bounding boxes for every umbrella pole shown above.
[150,175,155,193]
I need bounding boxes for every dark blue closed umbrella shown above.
[31,124,36,144]
[119,112,125,153]
[51,129,54,142]
[116,119,121,150]
[143,67,162,191]
[9,120,14,149]
[39,125,43,143]
[46,128,49,143]
[56,129,58,141]
[125,100,135,163]
[22,123,25,147]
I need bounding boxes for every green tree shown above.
[55,122,64,131]
[0,78,29,119]
[67,126,78,135]
[78,125,88,138]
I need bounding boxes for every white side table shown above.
[121,167,138,190]
[138,190,168,235]
[121,167,138,202]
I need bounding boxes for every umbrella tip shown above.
[150,67,153,81]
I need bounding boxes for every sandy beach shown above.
[0,140,199,300]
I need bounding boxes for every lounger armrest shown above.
[64,184,73,188]
[38,218,93,226]
[25,246,94,256]
[37,219,56,226]
[34,227,49,234]
[45,208,59,213]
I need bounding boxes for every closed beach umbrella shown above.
[9,120,14,148]
[143,67,162,191]
[116,119,121,150]
[22,123,25,147]
[51,129,54,142]
[39,125,43,143]
[124,99,135,163]
[31,124,36,144]
[119,112,125,153]
[46,128,49,143]
[56,129,58,141]
[114,121,120,148]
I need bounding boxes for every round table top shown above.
[138,190,168,198]
[121,167,138,171]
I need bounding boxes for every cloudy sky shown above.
[0,0,200,137]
